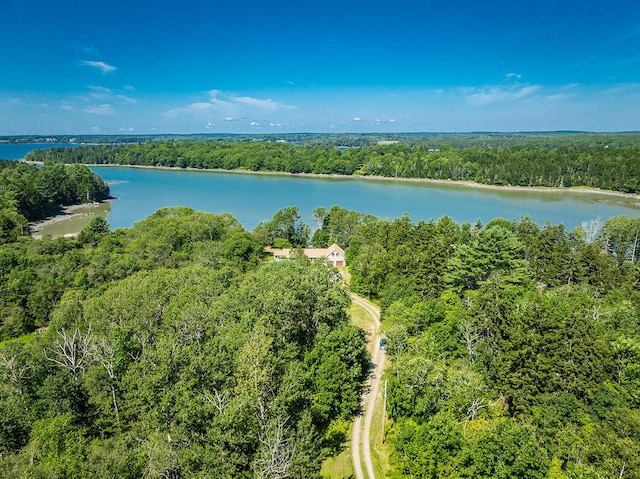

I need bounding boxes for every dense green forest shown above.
[318,208,640,478]
[3,153,640,477]
[0,207,369,478]
[27,139,640,193]
[0,160,110,243]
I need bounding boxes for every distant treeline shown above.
[27,139,640,192]
[0,161,110,243]
[5,131,640,147]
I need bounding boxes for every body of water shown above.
[0,142,78,159]
[92,166,640,231]
[2,144,639,232]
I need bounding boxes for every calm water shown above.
[92,166,640,231]
[2,144,639,231]
[0,143,78,159]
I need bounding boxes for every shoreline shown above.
[83,162,640,201]
[30,200,114,239]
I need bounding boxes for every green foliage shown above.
[254,205,309,247]
[445,225,528,292]
[0,160,110,227]
[348,212,640,478]
[24,137,640,193]
[76,216,109,246]
[0,210,368,477]
[457,418,548,479]
[3,189,640,477]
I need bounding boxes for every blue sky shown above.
[0,0,638,134]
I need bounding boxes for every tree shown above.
[255,206,310,247]
[43,328,93,380]
[601,216,640,266]
[445,225,528,293]
[77,216,110,246]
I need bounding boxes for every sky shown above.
[0,0,638,134]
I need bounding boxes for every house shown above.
[271,243,346,267]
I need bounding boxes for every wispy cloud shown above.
[610,25,640,45]
[88,85,113,99]
[117,95,137,104]
[59,101,74,111]
[79,60,117,73]
[165,90,298,118]
[83,104,115,115]
[82,85,137,106]
[465,84,542,106]
[234,96,296,111]
[604,83,640,96]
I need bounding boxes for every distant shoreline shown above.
[82,162,640,202]
[21,158,640,204]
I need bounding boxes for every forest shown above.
[0,207,369,478]
[26,138,640,193]
[2,160,640,476]
[329,208,640,478]
[0,160,111,244]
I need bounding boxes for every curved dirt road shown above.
[350,293,384,479]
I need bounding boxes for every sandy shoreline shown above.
[30,200,113,238]
[83,162,640,201]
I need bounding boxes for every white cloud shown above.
[506,72,522,80]
[465,85,542,106]
[88,85,113,100]
[604,82,640,96]
[190,102,216,111]
[543,93,572,102]
[164,90,298,123]
[87,86,135,104]
[79,60,117,73]
[83,104,115,115]
[117,94,137,104]
[353,117,361,121]
[234,95,297,111]
[89,85,112,94]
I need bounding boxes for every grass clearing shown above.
[350,302,376,356]
[321,298,392,478]
[320,438,355,479]
[369,372,392,478]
